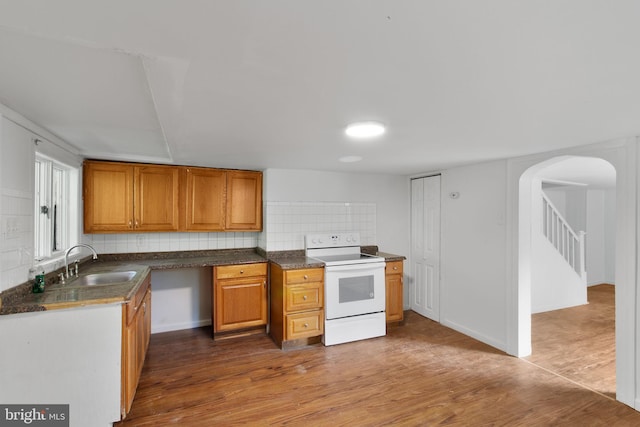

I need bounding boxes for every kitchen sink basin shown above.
[73,271,137,286]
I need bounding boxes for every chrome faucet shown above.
[64,244,98,278]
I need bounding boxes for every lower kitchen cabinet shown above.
[270,264,324,348]
[213,263,268,334]
[385,260,404,323]
[122,274,151,418]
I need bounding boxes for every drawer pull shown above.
[240,270,244,274]
[303,275,308,280]
[303,323,309,328]
[393,266,398,270]
[303,295,307,300]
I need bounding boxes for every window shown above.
[34,154,75,261]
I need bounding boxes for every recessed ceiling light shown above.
[339,155,363,163]
[345,121,386,139]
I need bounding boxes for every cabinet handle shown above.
[240,270,244,274]
[128,220,132,228]
[303,295,307,300]
[135,219,139,228]
[303,323,309,328]
[393,266,398,270]
[303,275,308,280]
[263,280,266,288]
[143,302,146,313]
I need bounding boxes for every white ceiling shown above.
[1,1,640,175]
[539,157,616,188]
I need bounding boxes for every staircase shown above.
[541,193,586,281]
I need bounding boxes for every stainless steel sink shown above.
[72,271,137,286]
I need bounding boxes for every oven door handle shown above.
[324,262,385,273]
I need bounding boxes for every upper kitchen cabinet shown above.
[182,167,226,231]
[84,160,262,233]
[225,170,262,231]
[83,161,180,233]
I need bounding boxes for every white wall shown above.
[439,160,508,350]
[150,268,212,333]
[85,231,259,254]
[0,304,122,426]
[587,189,606,285]
[0,105,82,292]
[585,187,617,285]
[543,186,587,232]
[604,188,616,283]
[263,168,409,256]
[0,117,34,292]
[531,235,587,313]
[539,185,615,287]
[533,183,586,313]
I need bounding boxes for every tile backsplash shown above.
[0,189,34,291]
[83,201,376,255]
[85,232,259,254]
[260,201,376,251]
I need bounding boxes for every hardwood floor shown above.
[526,284,616,399]
[116,307,639,426]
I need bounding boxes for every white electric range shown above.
[305,233,386,346]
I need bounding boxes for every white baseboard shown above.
[151,319,212,334]
[440,318,507,353]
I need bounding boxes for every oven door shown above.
[324,262,386,320]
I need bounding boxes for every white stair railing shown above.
[541,193,586,278]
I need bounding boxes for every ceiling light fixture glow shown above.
[345,121,386,138]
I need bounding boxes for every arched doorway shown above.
[513,147,636,408]
[520,155,616,395]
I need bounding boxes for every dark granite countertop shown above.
[267,248,405,269]
[0,262,152,314]
[375,252,406,262]
[100,248,268,269]
[266,250,325,270]
[0,247,405,315]
[0,249,267,315]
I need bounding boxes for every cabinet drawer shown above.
[126,275,150,325]
[286,310,324,340]
[285,268,323,285]
[386,261,403,273]
[215,263,267,280]
[285,283,323,312]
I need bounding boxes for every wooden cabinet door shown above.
[184,167,226,231]
[135,165,179,231]
[385,261,404,322]
[137,290,151,377]
[226,170,262,231]
[142,290,152,353]
[214,276,267,332]
[122,306,139,417]
[84,161,134,233]
[122,279,151,419]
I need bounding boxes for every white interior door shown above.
[410,175,441,321]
